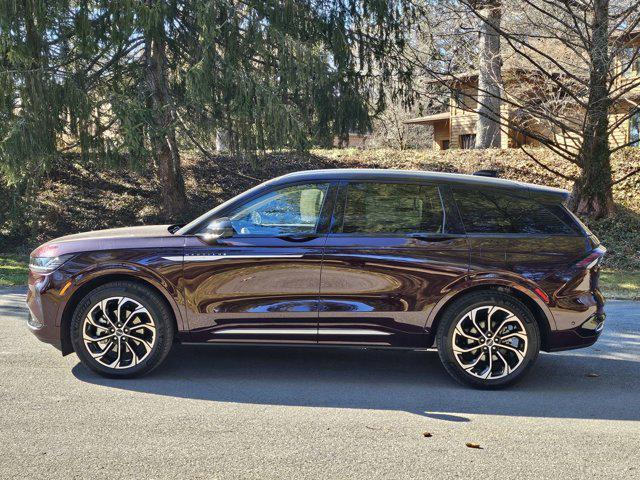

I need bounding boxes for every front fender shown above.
[56,260,187,332]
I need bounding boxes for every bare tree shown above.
[474,0,503,148]
[408,0,640,218]
[574,0,615,215]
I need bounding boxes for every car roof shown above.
[271,169,570,201]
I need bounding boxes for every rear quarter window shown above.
[452,188,581,235]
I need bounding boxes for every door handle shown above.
[277,234,319,242]
[408,233,458,242]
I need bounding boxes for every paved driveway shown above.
[0,287,638,479]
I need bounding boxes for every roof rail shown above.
[473,169,500,178]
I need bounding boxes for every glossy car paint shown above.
[26,226,187,352]
[317,182,469,348]
[318,234,469,347]
[181,235,325,344]
[26,169,606,357]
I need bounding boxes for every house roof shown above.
[424,71,478,85]
[403,112,451,124]
[611,29,640,42]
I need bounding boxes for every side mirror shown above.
[196,217,235,244]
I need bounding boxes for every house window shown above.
[453,89,462,108]
[630,109,640,146]
[621,47,640,77]
[442,140,450,150]
[460,134,476,149]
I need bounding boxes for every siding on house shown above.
[450,83,479,149]
[432,120,450,150]
[406,35,640,151]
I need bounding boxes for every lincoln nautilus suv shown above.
[26,169,606,387]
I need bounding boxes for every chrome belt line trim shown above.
[162,254,304,262]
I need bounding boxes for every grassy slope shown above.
[599,270,640,300]
[0,253,29,287]
[1,147,638,298]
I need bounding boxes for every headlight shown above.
[29,254,74,273]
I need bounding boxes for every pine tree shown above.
[1,0,421,229]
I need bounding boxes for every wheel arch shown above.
[59,272,183,356]
[427,284,554,352]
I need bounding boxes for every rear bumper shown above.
[547,312,606,352]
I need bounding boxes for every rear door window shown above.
[452,189,579,235]
[339,182,444,234]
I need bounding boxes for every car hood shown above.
[31,225,183,257]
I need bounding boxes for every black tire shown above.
[436,291,541,389]
[70,281,175,378]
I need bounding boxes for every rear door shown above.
[182,181,336,344]
[318,180,469,347]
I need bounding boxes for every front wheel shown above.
[436,291,541,388]
[70,281,175,378]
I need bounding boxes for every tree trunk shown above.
[569,0,615,218]
[216,128,230,153]
[475,0,503,149]
[144,13,186,220]
[22,0,49,240]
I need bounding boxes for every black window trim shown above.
[328,179,451,238]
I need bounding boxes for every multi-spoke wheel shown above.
[451,306,528,380]
[82,297,157,369]
[436,291,540,388]
[71,281,175,378]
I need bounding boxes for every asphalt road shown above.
[0,287,639,479]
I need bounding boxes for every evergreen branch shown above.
[175,112,260,182]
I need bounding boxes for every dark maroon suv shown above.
[27,169,606,387]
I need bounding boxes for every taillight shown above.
[575,247,606,269]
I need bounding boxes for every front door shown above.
[318,181,469,347]
[182,181,335,344]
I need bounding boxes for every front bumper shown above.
[26,273,64,352]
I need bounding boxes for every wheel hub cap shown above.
[82,297,156,370]
[451,305,528,380]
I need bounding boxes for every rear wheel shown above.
[70,281,175,378]
[436,291,540,388]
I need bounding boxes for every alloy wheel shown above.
[82,296,157,369]
[451,305,529,380]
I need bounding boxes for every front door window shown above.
[228,183,329,235]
